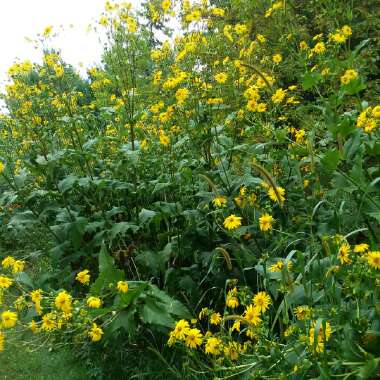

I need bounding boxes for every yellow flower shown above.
[209,312,222,325]
[87,296,102,308]
[43,25,53,36]
[309,321,332,353]
[243,305,261,326]
[76,269,90,285]
[185,328,202,348]
[29,320,39,333]
[175,87,189,105]
[1,310,18,328]
[0,331,4,352]
[231,320,241,332]
[331,33,346,44]
[294,305,312,320]
[0,276,13,289]
[268,186,286,203]
[269,260,284,272]
[223,341,240,361]
[212,196,227,208]
[312,42,326,54]
[89,323,103,342]
[12,260,25,274]
[159,132,170,146]
[55,291,72,314]
[30,289,43,303]
[299,41,309,50]
[223,214,242,230]
[214,72,228,84]
[259,213,274,232]
[252,291,271,313]
[54,65,64,78]
[205,337,222,355]
[340,69,358,85]
[256,103,267,112]
[256,34,266,43]
[353,243,369,254]
[161,0,171,13]
[99,16,109,26]
[371,105,380,118]
[367,251,380,270]
[338,243,352,265]
[42,313,56,331]
[172,319,190,340]
[272,54,282,63]
[341,25,352,37]
[234,23,247,35]
[1,256,15,269]
[226,291,239,309]
[117,280,129,293]
[271,88,287,104]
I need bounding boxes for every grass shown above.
[0,333,88,380]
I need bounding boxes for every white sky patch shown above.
[0,0,180,110]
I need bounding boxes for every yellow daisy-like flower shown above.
[271,88,287,104]
[309,321,332,353]
[29,320,39,333]
[341,25,352,37]
[89,323,103,342]
[185,328,202,348]
[353,243,369,254]
[205,337,222,355]
[294,305,312,320]
[1,256,15,269]
[212,196,227,208]
[367,251,380,270]
[269,260,284,272]
[223,214,242,230]
[259,213,274,232]
[172,319,190,341]
[272,54,282,63]
[209,312,222,325]
[117,280,129,293]
[76,269,90,285]
[226,293,239,309]
[268,186,286,203]
[214,72,228,84]
[252,291,271,313]
[312,42,326,54]
[338,243,352,264]
[1,310,18,329]
[12,260,25,274]
[0,331,4,352]
[159,131,170,146]
[0,276,13,289]
[87,296,102,309]
[55,291,72,314]
[198,307,209,320]
[243,305,261,326]
[41,313,57,331]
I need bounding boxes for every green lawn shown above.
[0,335,88,380]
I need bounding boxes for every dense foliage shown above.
[0,0,379,378]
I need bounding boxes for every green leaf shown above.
[58,175,78,193]
[14,272,34,288]
[301,72,322,90]
[139,208,157,224]
[110,222,139,239]
[106,310,137,337]
[141,297,174,328]
[321,149,340,171]
[99,245,114,273]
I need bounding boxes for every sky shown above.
[0,0,114,89]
